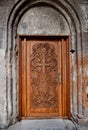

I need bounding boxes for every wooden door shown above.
[18,36,70,119]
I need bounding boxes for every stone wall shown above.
[0,0,88,129]
[79,0,88,121]
[0,0,15,128]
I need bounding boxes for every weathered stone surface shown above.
[7,119,77,130]
[78,126,88,130]
[7,119,65,130]
[7,122,20,130]
[80,0,88,3]
[0,28,3,48]
[0,49,7,128]
[0,0,15,27]
[17,7,70,35]
[80,5,88,32]
[82,32,88,117]
[64,119,78,130]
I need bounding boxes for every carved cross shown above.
[37,47,51,74]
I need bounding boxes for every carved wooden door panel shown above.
[18,36,70,119]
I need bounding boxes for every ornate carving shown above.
[30,43,58,108]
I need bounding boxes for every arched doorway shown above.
[6,0,83,124]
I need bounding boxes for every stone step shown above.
[21,119,65,130]
[7,119,77,130]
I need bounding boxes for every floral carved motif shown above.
[30,43,58,108]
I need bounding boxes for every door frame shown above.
[18,35,70,120]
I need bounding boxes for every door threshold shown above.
[18,116,69,120]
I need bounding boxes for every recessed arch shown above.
[6,0,83,124]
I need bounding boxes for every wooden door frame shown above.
[18,35,70,120]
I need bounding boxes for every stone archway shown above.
[6,0,84,125]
